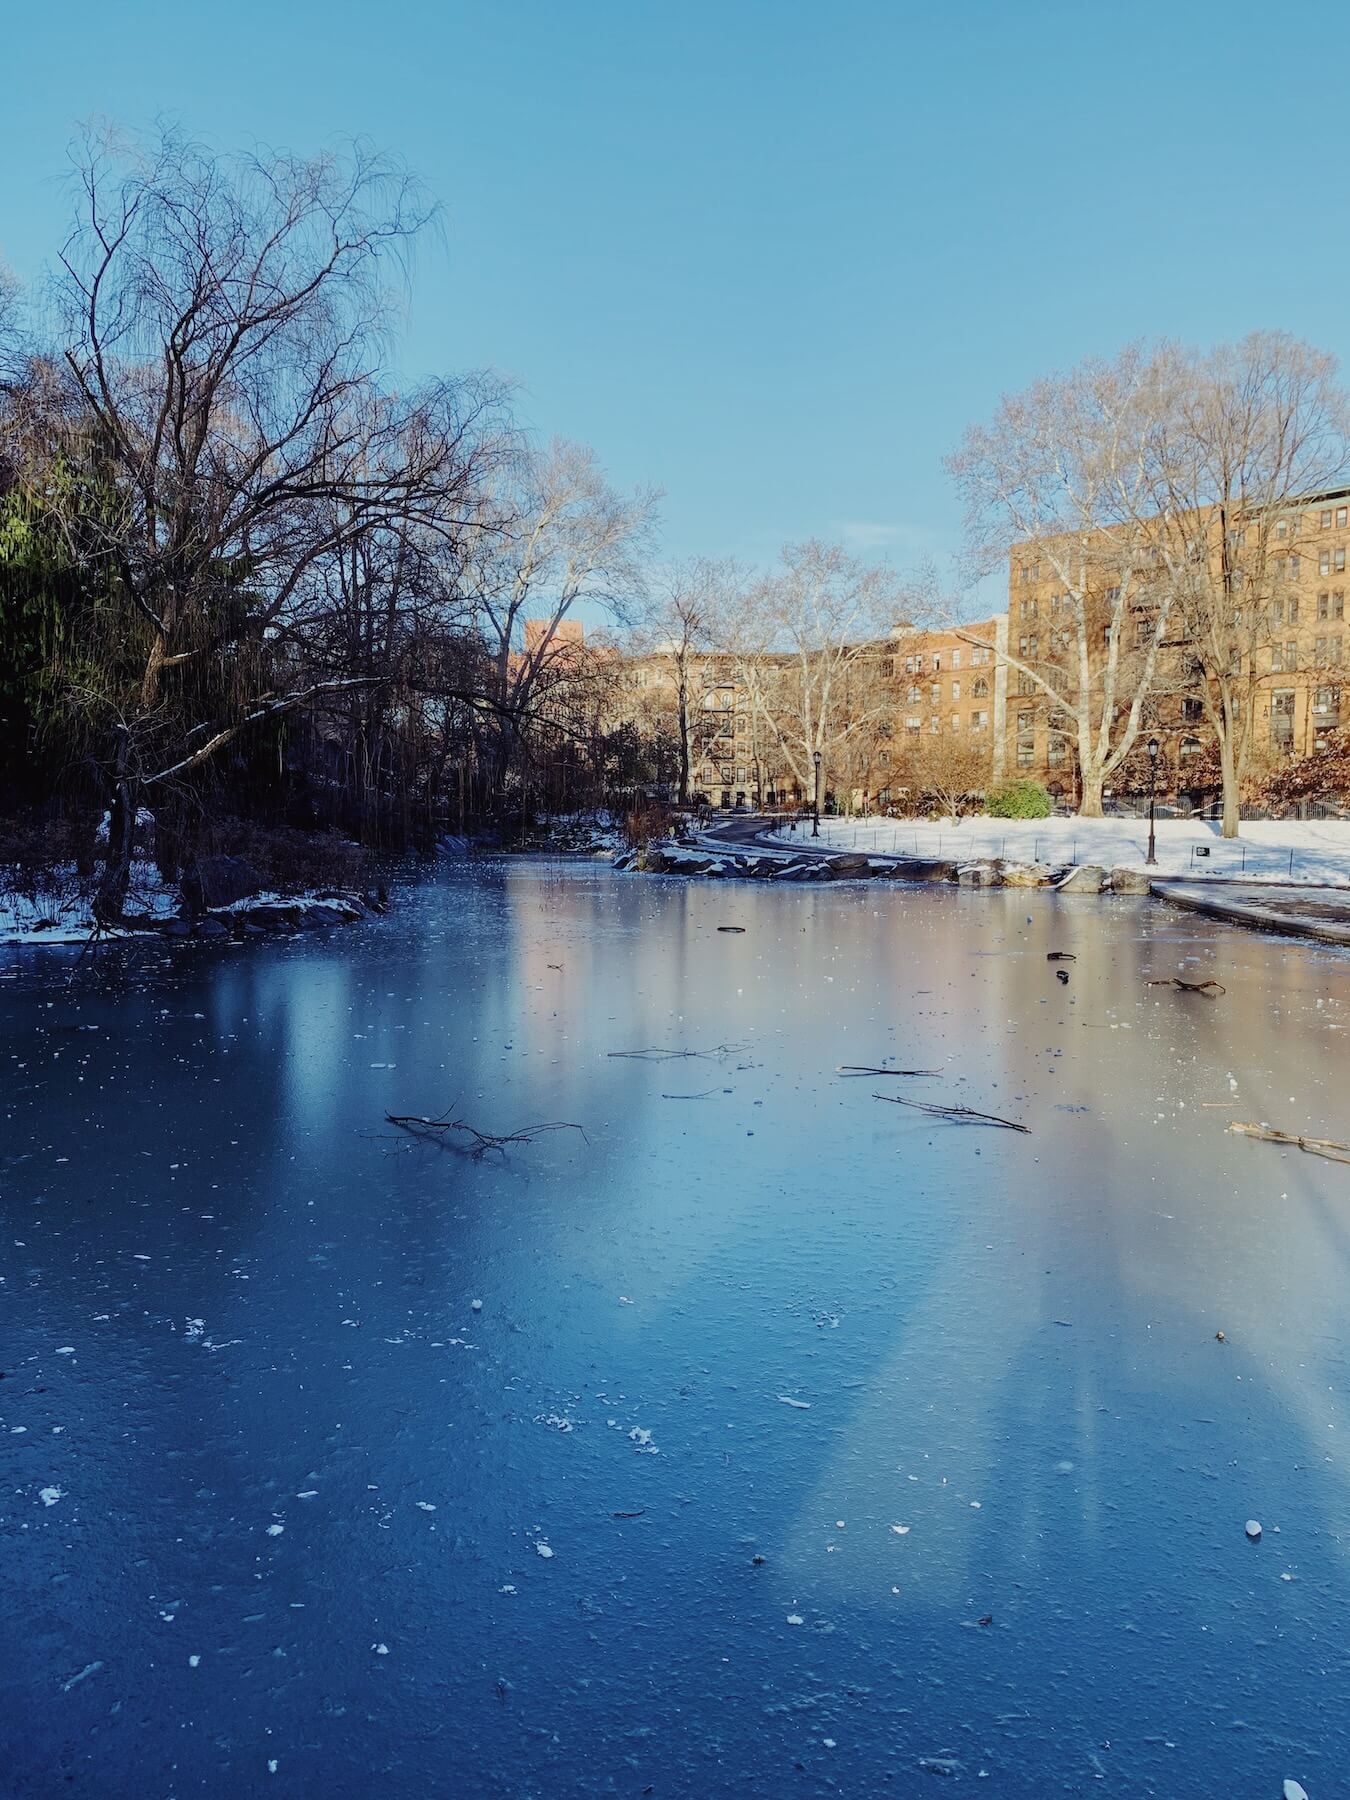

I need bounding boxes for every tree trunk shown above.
[1219,739,1241,838]
[1079,769,1105,817]
[94,728,137,925]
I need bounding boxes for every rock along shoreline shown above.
[612,843,1153,895]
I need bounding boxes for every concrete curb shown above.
[1151,881,1350,947]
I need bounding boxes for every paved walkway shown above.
[1151,881,1350,947]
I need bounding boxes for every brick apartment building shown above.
[1004,486,1349,802]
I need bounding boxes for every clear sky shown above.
[4,0,1350,612]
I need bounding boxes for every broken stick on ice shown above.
[1228,1121,1350,1165]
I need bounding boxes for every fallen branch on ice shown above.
[873,1094,1030,1133]
[837,1065,940,1077]
[608,1042,749,1063]
[1147,977,1226,997]
[386,1109,586,1158]
[1228,1121,1350,1164]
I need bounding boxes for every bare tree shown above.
[48,125,498,918]
[712,540,907,808]
[631,557,732,803]
[902,727,992,820]
[947,346,1179,816]
[1141,333,1350,836]
[462,437,660,802]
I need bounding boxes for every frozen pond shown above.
[3,859,1349,1797]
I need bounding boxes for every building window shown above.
[1321,509,1333,529]
[908,684,921,702]
[1314,686,1341,715]
[1182,696,1203,722]
[1320,550,1331,575]
[1291,554,1301,577]
[1179,735,1202,758]
[972,676,989,698]
[1276,518,1289,537]
[1270,689,1296,747]
[930,683,941,706]
[950,714,961,731]
[951,649,962,668]
[1290,596,1299,624]
[971,710,988,732]
[1016,713,1036,768]
[1338,507,1348,527]
[1021,598,1038,619]
[1047,734,1067,768]
[1018,635,1038,658]
[1337,548,1347,573]
[1017,672,1035,697]
[951,680,961,700]
[877,748,890,765]
[930,716,940,733]
[933,654,942,672]
[972,646,989,666]
[904,656,915,674]
[905,718,920,735]
[881,657,895,678]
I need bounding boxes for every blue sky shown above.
[4,0,1350,613]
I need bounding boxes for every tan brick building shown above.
[1002,486,1350,803]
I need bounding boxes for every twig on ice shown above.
[386,1108,586,1158]
[1147,976,1226,996]
[608,1042,749,1063]
[873,1094,1029,1133]
[1228,1121,1350,1164]
[837,1065,940,1077]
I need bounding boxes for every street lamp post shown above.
[1145,737,1160,866]
[812,750,823,838]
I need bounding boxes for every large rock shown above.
[957,861,1002,887]
[1109,866,1154,895]
[1001,861,1057,888]
[890,857,959,883]
[181,855,262,913]
[1058,864,1107,894]
[826,852,873,877]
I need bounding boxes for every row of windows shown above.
[1272,637,1346,670]
[905,678,990,703]
[900,645,992,674]
[1019,594,1080,619]
[901,712,991,734]
[1276,506,1349,535]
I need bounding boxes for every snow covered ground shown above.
[793,815,1350,886]
[0,862,180,944]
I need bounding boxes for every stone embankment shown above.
[155,888,387,941]
[614,842,1154,895]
